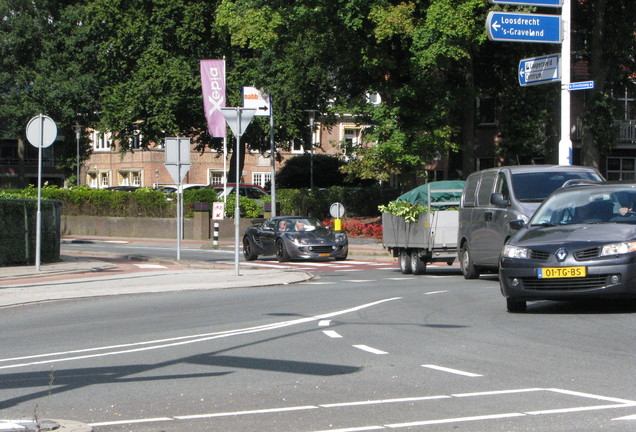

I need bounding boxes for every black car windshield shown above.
[531,188,636,226]
[511,171,602,202]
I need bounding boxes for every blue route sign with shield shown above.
[519,54,561,86]
[487,12,562,44]
[489,0,562,7]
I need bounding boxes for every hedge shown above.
[0,185,400,220]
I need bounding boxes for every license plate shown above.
[319,253,330,257]
[537,267,586,278]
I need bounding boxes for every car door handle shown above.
[485,212,493,222]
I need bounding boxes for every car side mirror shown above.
[510,219,526,230]
[491,192,510,207]
[262,226,273,231]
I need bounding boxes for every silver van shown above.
[457,165,603,279]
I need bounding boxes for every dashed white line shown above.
[424,290,449,295]
[318,320,332,327]
[353,345,388,355]
[422,364,482,377]
[323,330,343,338]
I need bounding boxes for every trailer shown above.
[382,181,463,274]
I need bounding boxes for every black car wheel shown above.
[243,236,258,261]
[276,239,290,262]
[460,242,480,279]
[410,250,427,275]
[506,298,527,313]
[399,250,412,274]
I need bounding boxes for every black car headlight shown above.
[601,241,636,256]
[334,233,347,244]
[502,245,529,259]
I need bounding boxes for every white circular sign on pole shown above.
[26,114,57,148]
[330,202,345,219]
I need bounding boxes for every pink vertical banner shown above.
[200,59,226,138]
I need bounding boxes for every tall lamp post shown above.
[73,123,81,186]
[305,110,318,189]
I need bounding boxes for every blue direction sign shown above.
[489,0,562,7]
[487,12,562,44]
[569,81,595,91]
[519,54,561,86]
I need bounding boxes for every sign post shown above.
[164,137,191,260]
[26,114,57,271]
[221,107,256,276]
[243,87,276,216]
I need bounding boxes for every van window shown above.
[462,174,479,207]
[511,171,602,202]
[477,171,497,206]
[495,173,510,200]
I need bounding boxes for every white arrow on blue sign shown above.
[487,12,562,44]
[519,54,561,86]
[489,0,562,7]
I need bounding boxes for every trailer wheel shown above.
[399,250,412,274]
[410,250,427,275]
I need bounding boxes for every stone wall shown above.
[61,214,255,241]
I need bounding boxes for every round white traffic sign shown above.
[26,115,57,148]
[330,202,345,219]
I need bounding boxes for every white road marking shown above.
[353,345,388,355]
[318,320,332,327]
[424,290,449,295]
[342,280,374,283]
[386,412,525,428]
[384,277,416,281]
[613,414,636,420]
[304,282,336,285]
[0,297,401,370]
[133,264,167,269]
[86,388,636,429]
[323,330,343,338]
[422,364,482,377]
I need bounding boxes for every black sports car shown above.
[243,216,348,262]
[500,182,636,312]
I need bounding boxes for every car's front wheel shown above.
[460,243,480,279]
[276,239,291,262]
[243,236,258,261]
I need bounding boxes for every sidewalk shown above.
[0,236,392,309]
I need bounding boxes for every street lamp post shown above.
[305,110,318,189]
[73,123,81,186]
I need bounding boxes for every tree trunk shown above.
[580,0,608,169]
[461,63,476,177]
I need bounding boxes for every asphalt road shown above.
[1,252,636,431]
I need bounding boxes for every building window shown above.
[208,169,226,185]
[477,157,497,171]
[252,172,271,188]
[477,96,496,125]
[291,139,304,154]
[607,157,636,180]
[129,131,143,149]
[92,130,113,152]
[88,172,98,188]
[100,171,110,188]
[118,169,141,186]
